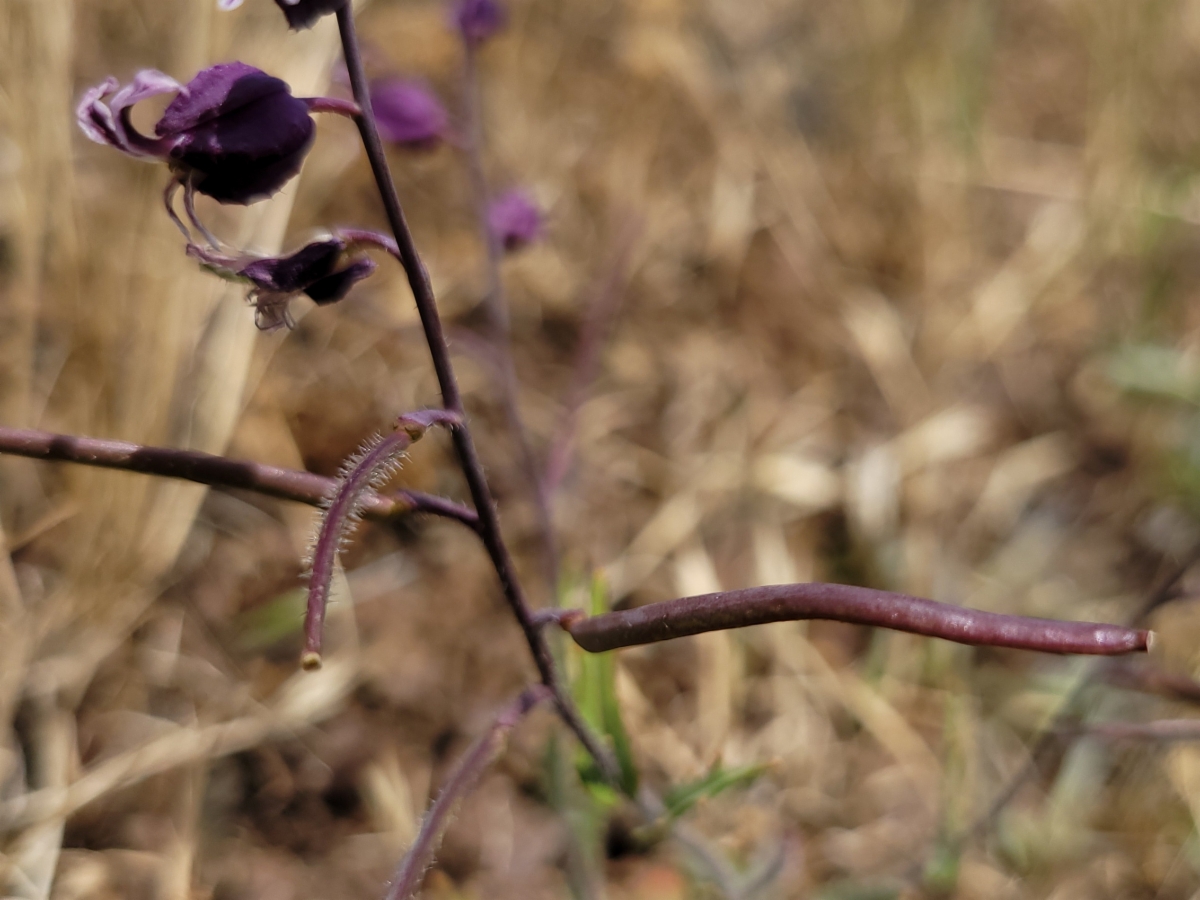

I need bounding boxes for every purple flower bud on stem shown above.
[369,79,448,148]
[78,63,316,205]
[188,237,377,330]
[487,189,542,252]
[452,0,506,45]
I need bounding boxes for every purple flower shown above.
[452,0,506,44]
[370,79,448,148]
[488,189,542,251]
[189,238,376,330]
[78,63,316,205]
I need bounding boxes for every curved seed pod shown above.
[302,410,460,669]
[384,686,550,900]
[565,583,1152,656]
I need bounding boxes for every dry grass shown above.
[3,0,1200,897]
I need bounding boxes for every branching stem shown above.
[0,425,477,529]
[334,5,621,785]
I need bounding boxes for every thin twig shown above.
[1060,719,1200,742]
[543,226,638,499]
[0,425,478,529]
[334,6,621,786]
[564,583,1151,655]
[950,545,1200,858]
[1104,660,1200,706]
[459,38,559,593]
[384,686,552,900]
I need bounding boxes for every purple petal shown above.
[370,79,447,147]
[238,239,344,292]
[76,78,123,147]
[305,257,377,304]
[488,189,542,251]
[157,63,287,136]
[452,0,506,44]
[76,70,183,157]
[159,63,315,204]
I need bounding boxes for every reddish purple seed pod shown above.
[565,583,1152,656]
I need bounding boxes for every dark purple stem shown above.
[334,6,621,786]
[384,685,552,900]
[393,490,478,529]
[0,425,477,529]
[564,583,1151,655]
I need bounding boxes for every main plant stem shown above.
[334,6,619,785]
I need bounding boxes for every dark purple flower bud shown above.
[452,0,506,44]
[78,63,316,205]
[488,189,542,252]
[189,238,376,330]
[272,0,346,30]
[369,79,448,148]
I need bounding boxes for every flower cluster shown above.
[78,60,377,329]
[79,0,531,332]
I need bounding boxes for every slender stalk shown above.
[303,96,361,117]
[0,425,477,529]
[542,229,636,499]
[944,546,1200,865]
[1061,719,1200,742]
[304,409,459,669]
[384,685,552,900]
[1104,660,1200,705]
[304,432,410,669]
[334,6,621,786]
[564,583,1152,655]
[460,40,558,593]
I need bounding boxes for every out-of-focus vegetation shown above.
[4,0,1200,897]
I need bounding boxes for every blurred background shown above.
[4,0,1200,897]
